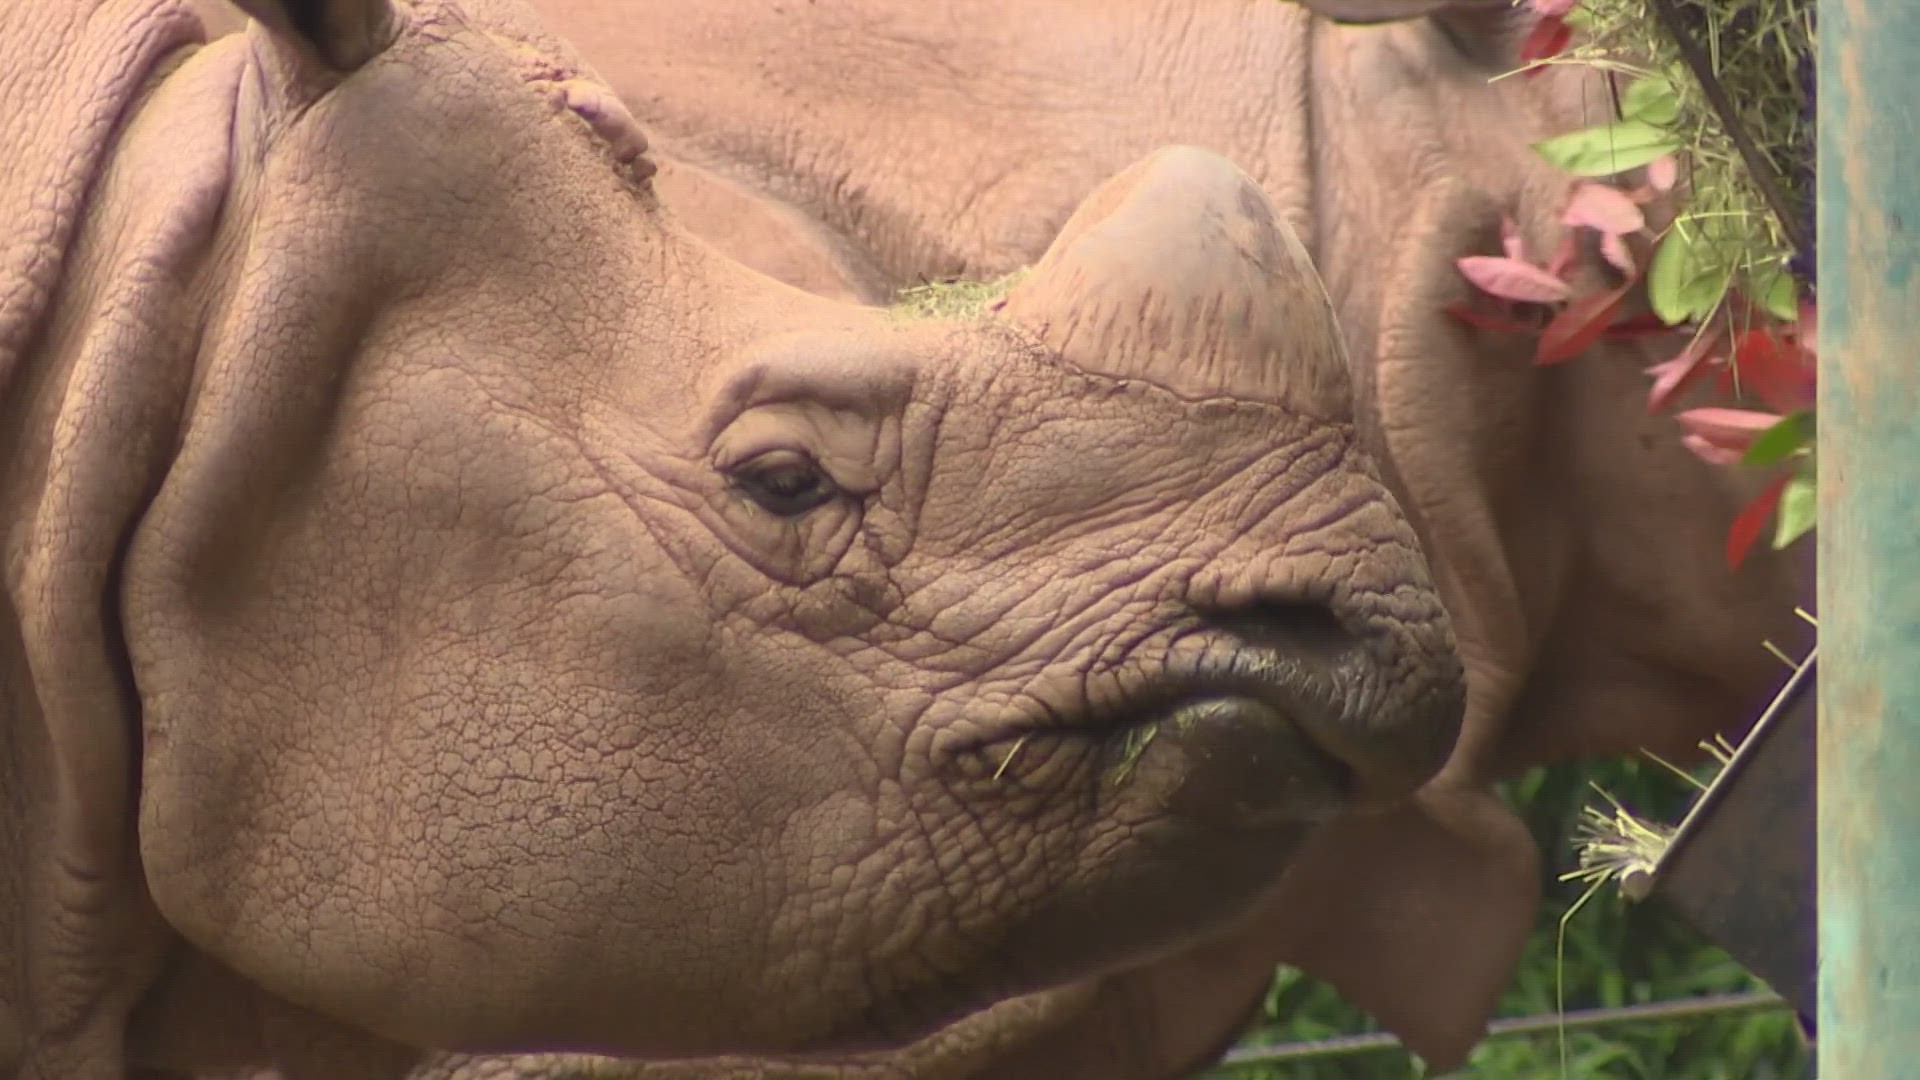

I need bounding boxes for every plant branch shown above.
[1646,0,1812,259]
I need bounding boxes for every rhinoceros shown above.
[1,0,1474,1077]
[366,0,1814,1076]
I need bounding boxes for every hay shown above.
[1550,738,1728,1074]
[887,269,1030,321]
[1108,725,1161,787]
[1566,605,1816,902]
[1108,702,1223,788]
[1555,606,1816,1069]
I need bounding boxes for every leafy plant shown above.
[1452,0,1816,569]
[1215,5,1819,1076]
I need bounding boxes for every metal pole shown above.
[1818,2,1920,1075]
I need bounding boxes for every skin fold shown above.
[317,0,1809,1077]
[2,1,1480,1078]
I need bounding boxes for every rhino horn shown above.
[226,0,395,71]
[1002,146,1352,419]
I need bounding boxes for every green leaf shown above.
[1601,966,1626,1007]
[1754,267,1802,321]
[1533,120,1683,177]
[1621,75,1681,126]
[1571,1043,1638,1072]
[1773,472,1817,549]
[1742,411,1812,467]
[1648,225,1729,324]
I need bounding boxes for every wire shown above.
[1214,990,1791,1068]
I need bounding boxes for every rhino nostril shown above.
[1202,599,1355,659]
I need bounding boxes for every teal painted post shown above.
[1818,1,1920,1074]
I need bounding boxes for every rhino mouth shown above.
[953,646,1367,828]
[1107,689,1355,822]
[859,657,1369,1049]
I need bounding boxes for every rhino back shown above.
[525,0,1318,295]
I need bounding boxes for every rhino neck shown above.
[0,5,247,1072]
[1,26,243,626]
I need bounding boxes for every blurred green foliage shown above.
[1210,755,1812,1079]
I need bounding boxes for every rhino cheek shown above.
[122,401,898,1053]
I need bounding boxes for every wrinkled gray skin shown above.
[0,0,1469,1078]
[334,0,1813,1077]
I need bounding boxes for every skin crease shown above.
[309,0,1812,1077]
[1,1,1477,1079]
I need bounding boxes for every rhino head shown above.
[0,0,1463,1074]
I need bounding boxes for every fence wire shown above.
[1215,990,1790,1069]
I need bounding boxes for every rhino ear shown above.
[225,0,396,71]
[1002,145,1352,420]
[1268,784,1541,1071]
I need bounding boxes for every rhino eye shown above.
[732,452,840,517]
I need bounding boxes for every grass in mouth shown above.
[1108,724,1162,787]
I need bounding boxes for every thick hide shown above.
[1,0,1475,1077]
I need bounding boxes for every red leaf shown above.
[1684,434,1745,466]
[1731,328,1816,414]
[1535,284,1631,365]
[1457,255,1572,304]
[1675,406,1784,452]
[1445,302,1537,334]
[1520,15,1573,70]
[1600,231,1635,276]
[1563,181,1648,236]
[1647,154,1679,193]
[1727,473,1791,570]
[1501,216,1530,263]
[1644,325,1726,412]
[1545,232,1579,280]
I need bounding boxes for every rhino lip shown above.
[957,646,1363,807]
[991,643,1358,743]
